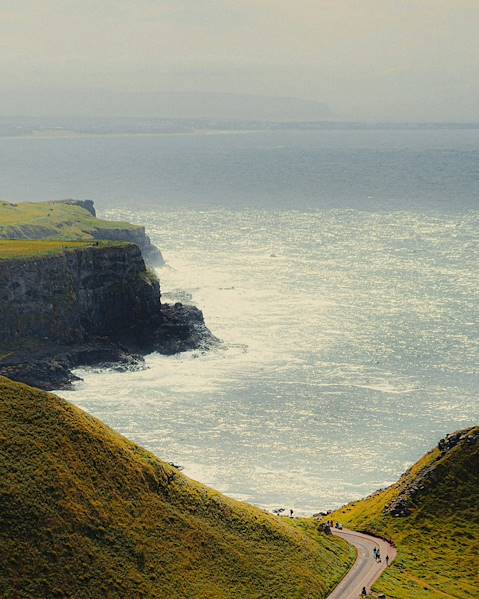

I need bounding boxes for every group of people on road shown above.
[325,520,343,529]
[372,546,389,566]
[359,546,391,596]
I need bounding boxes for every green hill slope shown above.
[332,427,479,598]
[0,377,352,598]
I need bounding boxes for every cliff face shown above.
[0,243,211,389]
[56,199,166,267]
[88,223,164,266]
[0,244,158,346]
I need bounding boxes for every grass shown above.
[0,200,142,241]
[329,427,479,598]
[0,377,353,598]
[0,239,117,260]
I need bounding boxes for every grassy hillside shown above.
[0,200,140,241]
[0,377,352,599]
[0,239,122,260]
[331,427,479,599]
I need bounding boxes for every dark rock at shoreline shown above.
[0,303,215,391]
[0,355,81,391]
[0,344,136,391]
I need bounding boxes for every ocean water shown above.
[2,125,478,513]
[58,207,478,513]
[2,126,479,212]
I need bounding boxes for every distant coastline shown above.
[1,118,479,140]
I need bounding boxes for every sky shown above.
[1,0,478,121]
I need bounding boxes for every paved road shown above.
[327,529,397,599]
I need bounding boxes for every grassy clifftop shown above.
[0,200,164,265]
[331,427,479,598]
[0,239,123,260]
[0,377,352,598]
[0,200,139,240]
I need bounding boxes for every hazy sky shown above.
[1,0,478,121]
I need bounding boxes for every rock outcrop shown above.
[0,243,213,389]
[386,427,479,517]
[89,222,164,266]
[54,198,97,216]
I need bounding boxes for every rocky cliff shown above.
[87,221,164,266]
[0,243,212,389]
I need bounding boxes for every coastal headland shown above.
[0,201,214,389]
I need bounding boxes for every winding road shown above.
[327,529,397,599]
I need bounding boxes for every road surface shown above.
[327,529,397,598]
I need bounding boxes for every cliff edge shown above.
[0,199,164,266]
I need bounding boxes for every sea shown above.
[2,122,478,513]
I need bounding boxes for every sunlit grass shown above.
[0,377,353,598]
[0,239,98,259]
[0,200,142,241]
[0,239,130,260]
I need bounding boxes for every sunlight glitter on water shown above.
[60,208,479,514]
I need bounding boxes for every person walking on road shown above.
[361,586,368,596]
[386,555,389,566]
